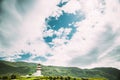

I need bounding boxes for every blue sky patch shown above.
[43,34,57,43]
[45,11,85,31]
[15,52,32,61]
[32,56,47,62]
[57,0,69,7]
[66,25,77,40]
[45,53,53,57]
[0,57,5,60]
[43,10,85,47]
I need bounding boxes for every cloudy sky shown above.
[0,0,120,69]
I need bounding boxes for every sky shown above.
[0,0,120,69]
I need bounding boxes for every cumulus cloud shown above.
[0,0,59,64]
[0,0,120,69]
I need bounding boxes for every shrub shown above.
[29,73,32,76]
[11,74,17,79]
[60,76,63,80]
[73,78,76,80]
[67,76,71,80]
[33,79,39,80]
[81,78,88,80]
[2,76,8,80]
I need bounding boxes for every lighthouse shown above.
[32,63,42,76]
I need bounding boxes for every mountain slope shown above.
[92,67,120,80]
[42,66,119,80]
[0,60,36,75]
[0,60,120,80]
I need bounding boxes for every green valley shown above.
[0,60,120,80]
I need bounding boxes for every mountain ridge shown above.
[0,60,120,80]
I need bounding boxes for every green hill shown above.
[0,60,36,75]
[0,60,120,80]
[92,67,120,80]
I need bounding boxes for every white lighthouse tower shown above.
[33,63,42,76]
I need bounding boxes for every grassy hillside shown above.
[0,60,36,75]
[92,68,120,80]
[42,66,118,80]
[0,60,120,80]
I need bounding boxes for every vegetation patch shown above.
[0,74,108,80]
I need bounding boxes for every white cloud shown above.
[0,0,60,57]
[61,0,82,13]
[85,57,120,69]
[44,0,120,68]
[0,0,120,69]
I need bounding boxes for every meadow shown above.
[0,74,108,80]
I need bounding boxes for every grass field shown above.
[0,75,108,80]
[20,76,108,80]
[0,74,108,80]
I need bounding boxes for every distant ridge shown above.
[0,60,120,80]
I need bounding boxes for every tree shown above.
[2,76,8,80]
[60,76,63,80]
[11,74,17,79]
[67,76,71,80]
[73,78,76,80]
[29,73,32,76]
[49,76,53,80]
[81,78,88,80]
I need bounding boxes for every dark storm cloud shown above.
[69,26,119,66]
[0,0,36,48]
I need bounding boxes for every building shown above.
[32,63,42,76]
